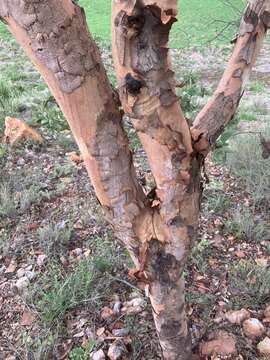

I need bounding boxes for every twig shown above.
[110,275,143,293]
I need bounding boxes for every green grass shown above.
[0,0,244,48]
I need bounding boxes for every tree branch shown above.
[191,0,270,155]
[0,0,147,265]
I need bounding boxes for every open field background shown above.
[0,0,244,47]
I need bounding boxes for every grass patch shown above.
[38,223,73,257]
[0,182,16,218]
[225,207,269,242]
[226,127,270,205]
[33,259,100,324]
[228,260,270,308]
[203,178,231,215]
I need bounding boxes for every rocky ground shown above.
[0,35,270,360]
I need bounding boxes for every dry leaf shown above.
[101,306,114,321]
[264,305,270,319]
[97,327,105,336]
[5,260,17,274]
[21,310,35,326]
[4,116,43,144]
[255,258,268,267]
[224,308,250,325]
[67,151,83,163]
[257,337,270,355]
[234,250,246,258]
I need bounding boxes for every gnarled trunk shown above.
[1,0,269,359]
[111,2,201,358]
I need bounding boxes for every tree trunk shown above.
[111,2,201,358]
[1,0,269,359]
[0,0,148,266]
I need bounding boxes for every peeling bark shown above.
[1,0,269,359]
[112,1,201,358]
[0,0,148,264]
[191,0,270,155]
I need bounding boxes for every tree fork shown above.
[1,0,270,359]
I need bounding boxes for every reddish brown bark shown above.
[192,0,270,155]
[111,1,201,358]
[1,0,269,359]
[0,0,147,266]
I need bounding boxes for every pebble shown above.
[15,277,30,292]
[242,318,265,339]
[113,301,122,315]
[108,342,125,360]
[37,254,47,266]
[25,271,36,281]
[17,268,25,278]
[91,349,106,360]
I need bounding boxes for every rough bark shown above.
[111,1,201,358]
[1,0,269,359]
[0,0,148,265]
[191,0,270,155]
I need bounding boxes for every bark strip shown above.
[191,0,270,155]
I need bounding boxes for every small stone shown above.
[37,254,47,266]
[71,248,83,256]
[17,268,26,278]
[17,158,26,166]
[108,342,126,360]
[257,337,270,356]
[113,301,122,315]
[16,276,30,292]
[242,318,265,339]
[91,349,106,360]
[25,271,36,281]
[112,328,129,337]
[200,332,236,356]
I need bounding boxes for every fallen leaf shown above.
[5,260,17,274]
[257,337,270,356]
[255,258,268,267]
[21,310,35,326]
[4,116,43,144]
[224,308,250,325]
[234,250,246,258]
[97,327,105,336]
[264,305,270,318]
[67,151,83,163]
[101,306,114,321]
